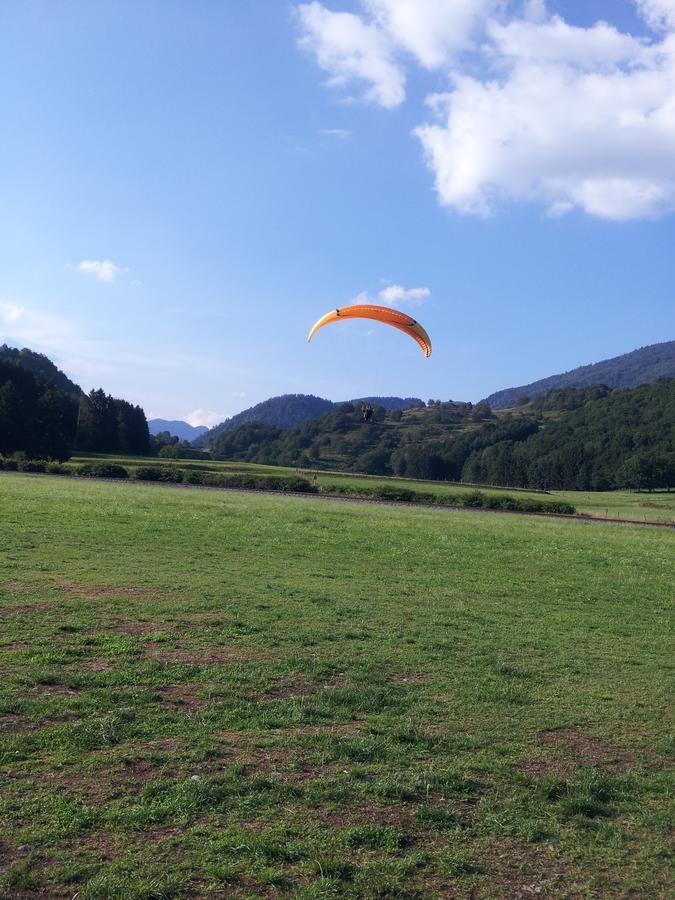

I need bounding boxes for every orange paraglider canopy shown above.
[307,304,432,358]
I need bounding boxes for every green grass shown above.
[1,473,673,897]
[71,452,675,524]
[552,488,675,525]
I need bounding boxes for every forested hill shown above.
[483,340,675,409]
[209,381,675,491]
[196,394,423,446]
[0,345,82,396]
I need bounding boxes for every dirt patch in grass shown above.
[0,838,16,867]
[47,746,184,803]
[74,828,118,863]
[0,642,29,652]
[539,728,637,771]
[472,839,579,899]
[198,723,364,779]
[80,660,114,672]
[308,796,414,831]
[129,737,185,755]
[521,756,574,778]
[159,684,207,711]
[39,684,80,696]
[0,604,53,617]
[259,674,344,700]
[147,645,274,666]
[0,713,29,733]
[261,675,313,700]
[59,581,149,600]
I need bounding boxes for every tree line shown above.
[0,355,149,460]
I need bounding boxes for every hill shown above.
[209,382,675,491]
[148,419,208,442]
[483,340,675,409]
[196,394,423,446]
[0,344,82,395]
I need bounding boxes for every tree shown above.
[0,381,24,454]
[615,455,647,491]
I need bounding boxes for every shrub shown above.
[134,466,163,481]
[462,491,485,508]
[0,457,19,471]
[89,463,129,479]
[371,486,417,502]
[283,476,319,493]
[156,466,183,483]
[16,459,46,473]
[183,470,206,485]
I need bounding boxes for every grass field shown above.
[0,473,673,898]
[70,453,675,524]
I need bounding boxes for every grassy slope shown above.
[71,454,675,524]
[0,473,673,898]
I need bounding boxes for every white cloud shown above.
[185,409,226,428]
[636,0,675,31]
[415,32,675,219]
[297,2,405,108]
[319,127,353,138]
[378,284,431,306]
[74,259,128,283]
[487,16,649,69]
[352,283,431,308]
[296,1,675,221]
[365,0,501,68]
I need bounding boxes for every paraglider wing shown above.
[307,304,432,358]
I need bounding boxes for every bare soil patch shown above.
[0,603,53,617]
[147,645,273,665]
[39,684,80,696]
[472,839,581,899]
[59,581,149,600]
[539,728,637,771]
[0,713,29,734]
[521,756,574,778]
[80,660,114,672]
[159,684,207,711]
[259,674,345,700]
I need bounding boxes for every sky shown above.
[1,0,674,426]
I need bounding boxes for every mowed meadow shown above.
[0,473,673,898]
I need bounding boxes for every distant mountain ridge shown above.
[196,394,423,447]
[482,340,675,409]
[148,419,208,442]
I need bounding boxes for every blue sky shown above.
[1,0,674,425]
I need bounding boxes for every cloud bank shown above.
[297,0,675,220]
